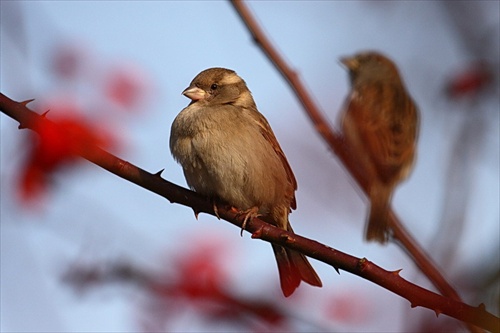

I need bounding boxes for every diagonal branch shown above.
[229,0,466,309]
[0,92,498,331]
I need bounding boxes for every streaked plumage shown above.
[340,52,419,243]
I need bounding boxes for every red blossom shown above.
[324,291,371,325]
[144,236,288,330]
[446,62,493,98]
[51,43,88,80]
[19,112,113,203]
[105,65,150,110]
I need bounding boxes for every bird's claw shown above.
[236,206,260,237]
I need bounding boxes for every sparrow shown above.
[169,67,322,296]
[339,52,419,243]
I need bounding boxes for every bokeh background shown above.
[1,1,498,332]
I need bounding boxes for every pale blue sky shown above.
[1,1,498,331]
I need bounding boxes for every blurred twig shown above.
[0,92,498,331]
[62,261,294,331]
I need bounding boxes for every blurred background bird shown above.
[339,52,420,243]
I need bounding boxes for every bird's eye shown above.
[210,84,218,90]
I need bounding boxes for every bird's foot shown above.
[233,206,261,237]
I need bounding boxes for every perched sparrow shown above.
[339,52,419,243]
[170,67,322,296]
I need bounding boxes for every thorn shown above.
[18,124,26,130]
[333,267,340,275]
[20,98,35,106]
[434,309,442,317]
[251,226,264,239]
[212,203,220,220]
[154,169,164,177]
[192,208,200,220]
[410,303,417,308]
[392,269,403,275]
[41,110,50,117]
[280,232,294,244]
[357,257,368,271]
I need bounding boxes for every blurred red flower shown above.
[144,235,287,330]
[19,111,115,203]
[446,62,493,98]
[51,43,88,80]
[105,65,150,111]
[324,291,371,325]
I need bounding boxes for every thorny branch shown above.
[0,93,498,331]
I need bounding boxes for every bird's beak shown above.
[182,86,206,101]
[339,56,358,71]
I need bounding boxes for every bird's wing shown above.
[350,85,418,183]
[249,109,297,210]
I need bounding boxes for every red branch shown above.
[0,93,498,331]
[229,0,473,319]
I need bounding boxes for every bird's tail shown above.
[366,183,392,243]
[271,242,322,297]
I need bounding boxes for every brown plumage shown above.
[170,67,322,296]
[339,52,419,243]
